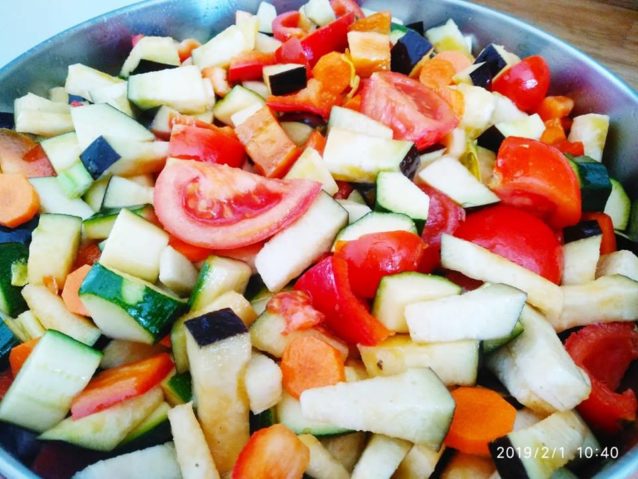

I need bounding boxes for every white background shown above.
[0,0,142,68]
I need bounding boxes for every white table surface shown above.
[0,0,142,68]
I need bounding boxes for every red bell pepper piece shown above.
[0,370,12,400]
[554,140,585,156]
[228,51,276,83]
[582,212,617,255]
[566,322,638,434]
[169,124,247,168]
[536,95,574,121]
[232,424,309,479]
[333,180,353,200]
[70,353,174,419]
[419,185,466,273]
[267,79,339,119]
[295,255,391,345]
[275,37,311,69]
[304,130,327,155]
[272,11,305,42]
[301,13,355,66]
[235,106,300,177]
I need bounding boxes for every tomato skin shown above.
[361,72,458,150]
[331,0,365,19]
[169,124,246,168]
[581,212,616,255]
[154,160,321,250]
[276,38,311,69]
[491,137,581,229]
[418,185,466,273]
[295,255,391,345]
[336,231,426,298]
[272,11,305,42]
[492,56,551,112]
[454,205,563,283]
[70,353,174,419]
[266,290,324,333]
[554,140,584,156]
[169,234,214,262]
[565,323,638,434]
[232,424,309,479]
[0,130,55,177]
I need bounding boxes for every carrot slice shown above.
[445,387,516,456]
[419,58,456,91]
[540,118,567,145]
[312,52,354,95]
[349,11,391,34]
[62,265,92,316]
[304,130,327,155]
[433,50,473,73]
[0,173,40,228]
[536,95,574,121]
[9,338,40,377]
[280,335,345,399]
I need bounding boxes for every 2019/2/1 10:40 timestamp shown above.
[494,445,620,460]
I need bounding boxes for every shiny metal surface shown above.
[0,0,636,477]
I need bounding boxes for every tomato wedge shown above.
[331,0,365,19]
[361,72,458,150]
[490,137,581,229]
[454,205,563,283]
[492,55,551,113]
[154,159,321,250]
[335,231,426,298]
[232,424,309,479]
[565,323,638,434]
[295,255,391,345]
[0,129,55,177]
[266,290,325,334]
[71,353,174,419]
[169,124,246,168]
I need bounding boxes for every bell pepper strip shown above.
[281,335,345,399]
[202,66,231,97]
[347,31,391,78]
[540,118,567,145]
[273,11,305,42]
[303,130,327,154]
[267,79,340,119]
[331,0,365,19]
[295,255,391,345]
[266,290,325,334]
[301,13,355,66]
[61,265,92,316]
[169,124,247,168]
[565,322,638,434]
[9,338,40,377]
[70,353,174,419]
[0,130,55,177]
[178,38,201,62]
[554,139,585,157]
[582,212,617,254]
[0,370,12,400]
[169,235,214,263]
[418,185,466,273]
[235,106,301,177]
[445,387,517,456]
[335,231,427,298]
[349,11,391,34]
[232,424,309,479]
[228,51,276,83]
[490,137,582,229]
[536,95,575,121]
[334,181,354,200]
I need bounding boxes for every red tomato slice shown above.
[169,234,214,262]
[490,137,581,229]
[492,56,551,113]
[0,130,55,177]
[169,124,246,168]
[361,72,458,150]
[232,424,309,479]
[565,322,638,433]
[266,290,324,333]
[295,255,391,345]
[330,0,365,19]
[71,353,174,419]
[418,185,466,273]
[272,11,305,42]
[454,205,563,283]
[0,369,12,400]
[154,159,321,250]
[335,231,426,298]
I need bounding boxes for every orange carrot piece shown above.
[0,173,39,228]
[280,335,346,399]
[445,387,517,456]
[536,95,574,121]
[9,338,40,377]
[419,58,456,91]
[540,118,567,145]
[433,51,473,73]
[304,130,327,155]
[178,38,201,62]
[312,52,353,95]
[342,94,362,112]
[349,11,391,34]
[62,265,92,316]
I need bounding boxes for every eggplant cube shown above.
[474,44,508,78]
[185,308,248,347]
[131,59,179,76]
[390,29,433,75]
[80,136,121,179]
[263,64,307,96]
